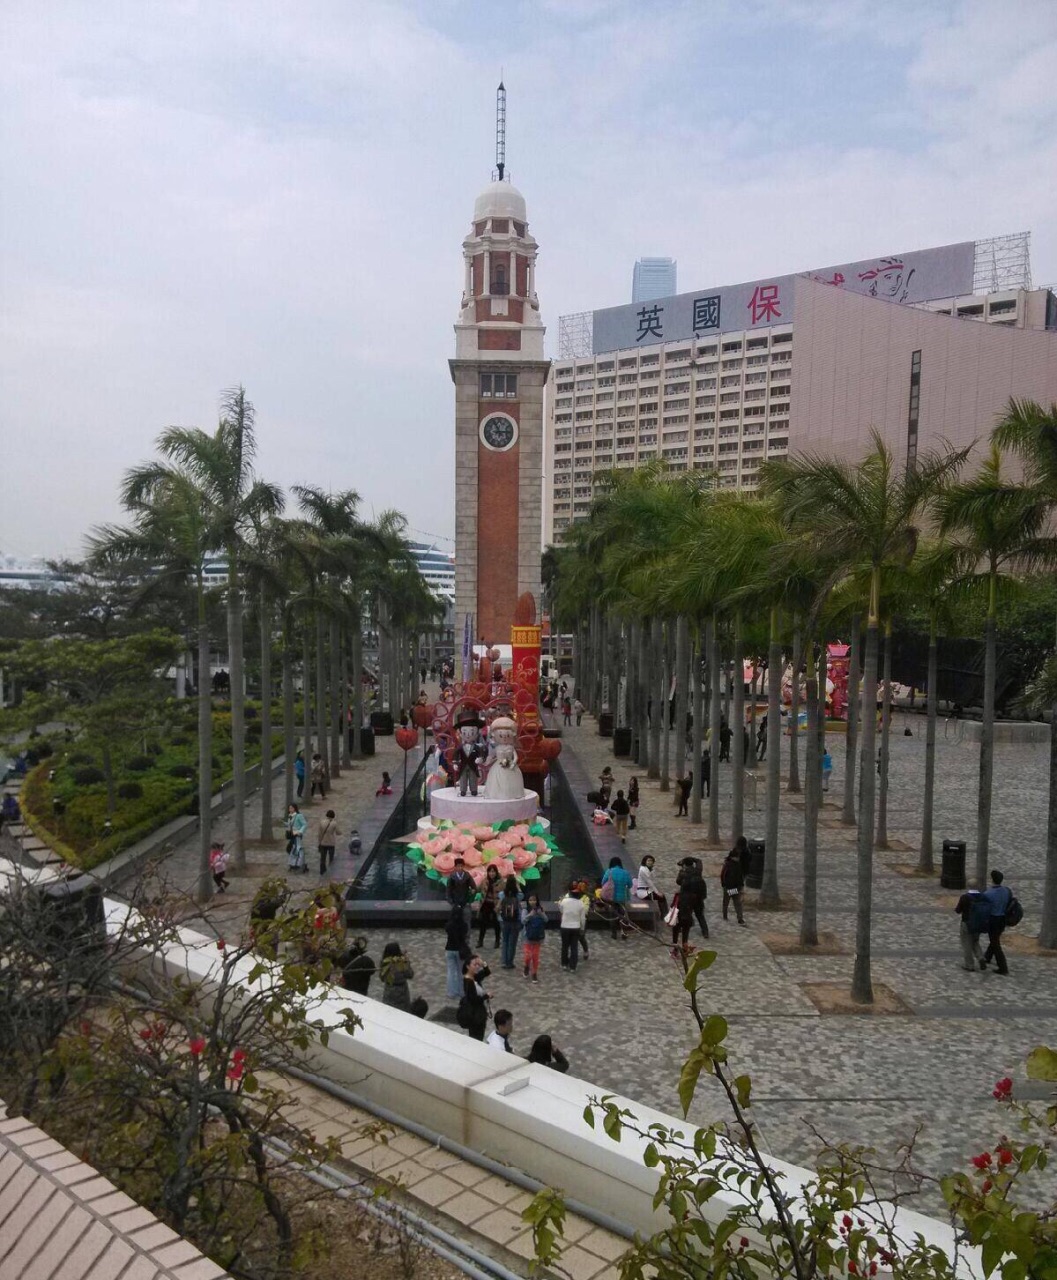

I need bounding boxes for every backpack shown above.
[524,912,546,942]
[1005,896,1024,928]
[501,896,520,923]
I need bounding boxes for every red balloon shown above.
[395,727,419,752]
[412,703,433,729]
[539,737,562,761]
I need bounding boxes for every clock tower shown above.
[451,85,549,671]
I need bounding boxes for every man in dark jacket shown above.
[340,937,376,995]
[676,857,709,938]
[981,869,1013,976]
[720,849,746,925]
[447,856,475,925]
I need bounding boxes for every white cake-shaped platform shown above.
[427,786,540,826]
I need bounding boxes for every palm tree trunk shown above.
[341,626,351,769]
[674,616,689,778]
[1041,701,1057,949]
[315,613,329,777]
[302,624,313,809]
[195,579,213,902]
[761,610,782,907]
[227,571,246,871]
[329,618,342,778]
[842,614,861,827]
[352,622,363,758]
[660,624,671,792]
[258,586,273,843]
[732,612,745,843]
[788,624,801,794]
[708,617,721,845]
[918,619,938,873]
[852,584,880,1005]
[636,622,649,766]
[690,628,704,825]
[976,610,997,888]
[282,631,295,811]
[648,616,662,779]
[748,661,759,773]
[877,621,893,849]
[800,640,820,946]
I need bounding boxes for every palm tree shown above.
[92,471,220,902]
[148,388,282,870]
[994,399,1057,943]
[937,444,1057,889]
[765,434,967,1003]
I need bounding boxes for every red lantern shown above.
[412,703,433,729]
[539,737,562,762]
[395,726,419,752]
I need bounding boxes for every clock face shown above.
[480,413,518,452]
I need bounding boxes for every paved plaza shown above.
[149,705,1057,1215]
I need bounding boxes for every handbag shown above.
[600,877,615,902]
[663,904,680,927]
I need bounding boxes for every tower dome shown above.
[473,180,527,223]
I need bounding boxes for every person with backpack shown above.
[498,876,523,969]
[601,855,634,939]
[981,869,1018,976]
[340,936,376,996]
[209,841,230,893]
[720,846,746,925]
[522,892,547,981]
[955,888,989,972]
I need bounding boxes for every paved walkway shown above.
[140,705,1057,1216]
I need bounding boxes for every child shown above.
[821,749,833,792]
[376,771,393,796]
[522,893,547,982]
[209,841,229,893]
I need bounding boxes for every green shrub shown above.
[169,764,195,780]
[117,782,143,800]
[35,741,54,759]
[68,751,93,766]
[72,766,105,786]
[126,755,153,772]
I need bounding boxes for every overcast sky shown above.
[3,0,1055,562]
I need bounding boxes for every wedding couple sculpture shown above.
[451,711,523,801]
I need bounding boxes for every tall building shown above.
[632,257,677,303]
[545,234,1057,541]
[450,103,549,662]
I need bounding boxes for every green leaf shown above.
[682,949,718,993]
[583,1105,595,1129]
[733,1074,752,1109]
[528,822,545,836]
[406,846,425,864]
[522,867,540,880]
[701,1014,728,1047]
[678,1049,706,1117]
[495,819,515,832]
[1026,1046,1057,1082]
[643,1142,659,1168]
[425,868,441,880]
[981,1233,1004,1277]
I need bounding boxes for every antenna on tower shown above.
[494,79,506,182]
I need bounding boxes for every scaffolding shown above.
[973,232,1031,294]
[557,311,593,360]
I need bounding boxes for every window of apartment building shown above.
[697,344,718,356]
[640,433,657,444]
[663,447,688,460]
[575,412,593,423]
[746,372,766,385]
[617,436,636,447]
[556,397,572,408]
[988,299,1017,316]
[768,437,789,450]
[641,354,659,366]
[639,450,656,459]
[619,373,638,384]
[746,337,768,350]
[664,399,690,411]
[640,419,657,430]
[596,391,614,403]
[596,409,614,420]
[597,377,615,388]
[556,366,573,378]
[745,390,765,401]
[667,348,691,361]
[556,381,573,392]
[555,443,572,453]
[617,452,635,463]
[597,361,615,372]
[742,437,763,451]
[720,392,741,404]
[619,357,637,368]
[720,375,741,388]
[697,360,718,373]
[663,414,689,426]
[721,359,743,371]
[480,372,518,398]
[554,427,571,439]
[555,415,572,425]
[957,303,984,317]
[906,349,922,469]
[693,444,713,457]
[618,390,637,401]
[720,409,740,420]
[718,442,739,454]
[663,430,689,442]
[722,341,743,353]
[575,394,593,405]
[693,427,715,439]
[617,406,635,418]
[746,355,768,367]
[770,385,791,398]
[772,333,793,345]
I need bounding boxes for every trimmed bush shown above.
[127,755,153,772]
[117,781,143,800]
[68,751,94,766]
[169,764,195,780]
[72,766,105,786]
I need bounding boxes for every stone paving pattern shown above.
[149,702,1057,1217]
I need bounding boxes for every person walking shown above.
[379,942,415,1012]
[601,855,634,939]
[821,749,833,792]
[285,803,308,873]
[528,1035,570,1073]
[476,863,502,949]
[498,876,523,969]
[562,697,572,726]
[522,892,547,982]
[340,936,376,995]
[720,846,746,925]
[627,776,640,829]
[634,854,668,917]
[609,789,631,843]
[719,719,732,763]
[699,747,712,799]
[310,752,328,798]
[675,771,691,817]
[674,856,709,943]
[955,889,988,972]
[460,955,491,1040]
[445,908,471,998]
[487,1009,514,1053]
[559,883,587,972]
[209,841,230,893]
[294,751,306,799]
[573,697,584,726]
[447,856,475,926]
[756,714,768,762]
[981,869,1014,976]
[317,809,339,876]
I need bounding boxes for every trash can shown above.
[613,726,633,756]
[370,711,394,736]
[941,839,967,889]
[744,838,766,890]
[598,711,614,737]
[351,726,375,757]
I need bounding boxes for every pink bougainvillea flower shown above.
[971,1152,992,1169]
[982,1179,993,1194]
[433,851,457,876]
[139,1027,153,1041]
[841,1215,853,1229]
[997,1147,1014,1166]
[189,1037,206,1056]
[232,1047,247,1063]
[216,938,226,951]
[511,847,537,871]
[992,1077,1013,1100]
[227,1065,244,1083]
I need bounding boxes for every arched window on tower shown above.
[490,260,508,296]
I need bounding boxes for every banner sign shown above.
[589,241,975,354]
[461,613,473,683]
[618,676,628,726]
[601,673,611,712]
[511,625,542,700]
[382,672,391,712]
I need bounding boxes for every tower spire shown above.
[495,79,506,182]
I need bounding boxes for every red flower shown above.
[869,1265,878,1277]
[226,1065,243,1083]
[998,1147,1014,1167]
[992,1077,1013,1100]
[217,938,226,951]
[188,1037,206,1057]
[971,1152,992,1169]
[982,1179,993,1194]
[232,1047,247,1064]
[139,1027,153,1041]
[79,1020,92,1036]
[842,1214,853,1229]
[848,1263,857,1276]
[739,1238,749,1249]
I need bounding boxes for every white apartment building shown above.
[545,234,1055,543]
